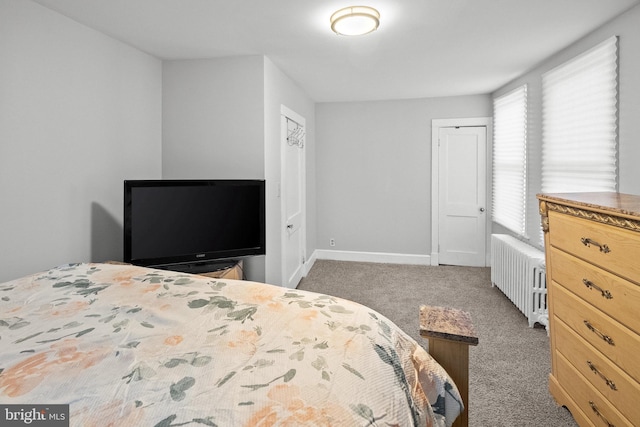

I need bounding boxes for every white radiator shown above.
[491,234,548,329]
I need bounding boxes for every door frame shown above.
[431,117,492,266]
[280,105,307,288]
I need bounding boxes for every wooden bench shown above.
[420,305,478,427]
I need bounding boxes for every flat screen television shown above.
[124,179,265,272]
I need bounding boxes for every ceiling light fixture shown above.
[330,6,380,36]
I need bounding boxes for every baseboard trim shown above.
[303,251,318,276]
[313,249,431,265]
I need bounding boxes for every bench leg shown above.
[428,337,470,427]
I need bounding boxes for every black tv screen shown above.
[124,180,265,269]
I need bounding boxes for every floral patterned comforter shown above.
[0,263,462,426]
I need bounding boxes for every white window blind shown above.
[492,85,528,236]
[541,36,618,193]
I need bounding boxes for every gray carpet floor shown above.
[297,260,578,427]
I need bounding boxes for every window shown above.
[541,36,618,193]
[492,85,528,236]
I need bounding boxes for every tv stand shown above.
[107,260,244,280]
[161,260,243,280]
[197,261,242,280]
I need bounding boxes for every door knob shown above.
[479,207,485,212]
[286,224,293,229]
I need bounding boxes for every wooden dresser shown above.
[538,192,640,427]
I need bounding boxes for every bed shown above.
[0,262,462,426]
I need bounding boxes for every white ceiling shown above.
[31,0,640,103]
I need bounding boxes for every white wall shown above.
[0,0,162,283]
[315,95,491,258]
[162,57,265,179]
[492,3,640,245]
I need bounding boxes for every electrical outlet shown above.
[330,238,335,247]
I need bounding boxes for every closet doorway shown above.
[281,105,306,288]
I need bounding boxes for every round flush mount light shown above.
[330,6,380,36]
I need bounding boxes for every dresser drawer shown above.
[552,282,640,382]
[548,211,640,284]
[556,352,635,427]
[550,247,640,335]
[555,318,640,424]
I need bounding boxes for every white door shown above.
[281,106,306,288]
[438,126,487,266]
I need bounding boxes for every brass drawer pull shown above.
[587,360,618,390]
[584,320,615,346]
[589,401,615,427]
[581,237,611,253]
[582,279,614,299]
